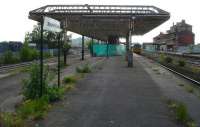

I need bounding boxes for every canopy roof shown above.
[29,4,170,41]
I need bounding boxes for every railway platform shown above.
[36,56,180,127]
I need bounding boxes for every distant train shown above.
[132,43,142,54]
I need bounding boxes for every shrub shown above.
[185,85,194,93]
[167,100,195,126]
[44,52,52,59]
[159,53,165,63]
[64,84,75,92]
[63,75,77,84]
[178,60,186,67]
[17,96,50,120]
[20,43,32,62]
[20,42,39,62]
[22,64,49,100]
[176,103,189,123]
[164,56,173,63]
[0,112,24,127]
[2,50,20,64]
[46,86,65,102]
[30,49,39,60]
[76,64,91,73]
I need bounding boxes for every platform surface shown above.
[37,56,177,127]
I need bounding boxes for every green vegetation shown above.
[0,58,94,126]
[76,64,91,73]
[164,56,173,63]
[63,42,71,65]
[22,64,48,100]
[2,50,20,64]
[63,75,77,84]
[46,86,65,102]
[178,59,186,67]
[159,53,165,63]
[178,83,185,87]
[167,100,196,127]
[185,85,194,93]
[0,112,24,127]
[17,96,50,120]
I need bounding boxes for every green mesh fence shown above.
[92,44,126,56]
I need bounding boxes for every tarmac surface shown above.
[37,56,177,127]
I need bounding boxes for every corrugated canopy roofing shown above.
[29,4,170,41]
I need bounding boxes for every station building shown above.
[153,20,195,51]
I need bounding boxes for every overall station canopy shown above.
[29,4,170,41]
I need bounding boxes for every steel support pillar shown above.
[81,35,85,60]
[63,30,68,65]
[91,38,94,57]
[40,20,44,97]
[127,30,133,67]
[107,41,109,58]
[57,33,61,87]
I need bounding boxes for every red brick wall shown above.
[178,34,194,45]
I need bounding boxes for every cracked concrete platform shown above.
[36,56,177,127]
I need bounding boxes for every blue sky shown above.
[0,0,199,44]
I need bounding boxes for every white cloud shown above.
[0,0,199,44]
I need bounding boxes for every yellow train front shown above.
[132,43,142,54]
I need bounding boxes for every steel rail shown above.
[157,60,200,86]
[0,53,86,73]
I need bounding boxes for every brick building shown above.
[153,20,195,51]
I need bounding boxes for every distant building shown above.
[142,43,157,52]
[153,20,195,51]
[9,41,23,52]
[0,42,9,53]
[0,41,22,53]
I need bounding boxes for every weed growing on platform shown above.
[63,75,77,84]
[22,64,49,100]
[17,96,50,120]
[0,112,25,127]
[178,83,185,87]
[178,59,186,67]
[164,56,173,63]
[185,85,194,93]
[167,100,196,127]
[76,64,91,73]
[46,86,65,102]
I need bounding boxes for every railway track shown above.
[151,51,200,67]
[142,52,200,86]
[0,53,88,74]
[158,63,200,86]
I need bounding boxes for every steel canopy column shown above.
[82,35,85,60]
[127,17,134,67]
[57,33,61,87]
[127,30,133,67]
[91,38,94,57]
[107,41,109,58]
[63,30,68,65]
[40,19,44,97]
[126,34,129,61]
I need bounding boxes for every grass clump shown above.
[164,56,173,64]
[63,75,77,84]
[76,64,91,73]
[17,96,50,120]
[178,83,185,87]
[178,59,186,67]
[185,85,194,93]
[0,112,24,127]
[167,100,196,127]
[64,83,75,92]
[46,86,65,102]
